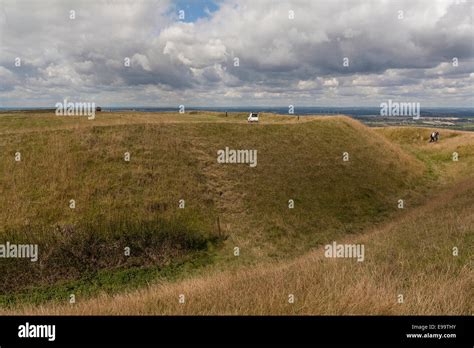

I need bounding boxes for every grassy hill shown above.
[0,111,471,312]
[375,127,474,185]
[12,176,471,315]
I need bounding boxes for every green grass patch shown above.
[0,249,216,308]
[0,216,223,297]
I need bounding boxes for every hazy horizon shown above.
[2,105,474,109]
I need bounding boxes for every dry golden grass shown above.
[0,111,319,135]
[0,111,472,314]
[5,176,472,315]
[375,127,474,184]
[0,112,427,258]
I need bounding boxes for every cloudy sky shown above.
[0,0,473,107]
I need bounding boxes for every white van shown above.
[248,112,259,123]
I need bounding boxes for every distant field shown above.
[0,111,472,314]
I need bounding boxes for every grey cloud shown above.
[0,0,473,107]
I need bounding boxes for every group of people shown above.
[429,131,440,143]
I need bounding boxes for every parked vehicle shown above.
[248,112,259,123]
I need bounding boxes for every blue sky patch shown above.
[171,0,220,22]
